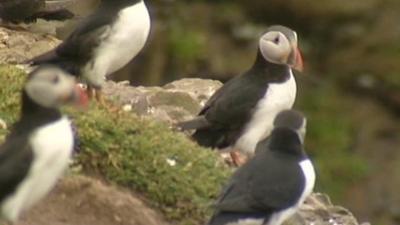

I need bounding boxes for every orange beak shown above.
[61,84,88,108]
[73,84,89,108]
[292,47,304,72]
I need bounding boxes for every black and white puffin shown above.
[0,65,87,222]
[208,109,315,225]
[178,25,303,165]
[28,0,151,100]
[0,0,74,24]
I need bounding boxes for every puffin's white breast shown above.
[84,0,151,87]
[266,159,315,225]
[1,117,74,222]
[235,71,297,155]
[298,159,316,203]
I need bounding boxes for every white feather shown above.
[266,159,315,225]
[83,0,151,87]
[235,71,297,155]
[1,117,74,222]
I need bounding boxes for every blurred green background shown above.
[60,1,400,225]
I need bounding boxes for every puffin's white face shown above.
[25,66,87,108]
[259,31,293,65]
[259,29,303,71]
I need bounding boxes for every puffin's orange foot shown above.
[230,150,248,167]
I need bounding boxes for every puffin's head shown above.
[273,110,307,144]
[25,65,88,108]
[259,25,303,72]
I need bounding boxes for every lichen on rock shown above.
[102,78,222,124]
[0,27,60,64]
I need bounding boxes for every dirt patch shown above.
[2,175,169,225]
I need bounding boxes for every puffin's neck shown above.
[249,51,292,83]
[16,91,62,132]
[268,127,305,158]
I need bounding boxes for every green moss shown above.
[75,108,230,224]
[0,65,25,140]
[0,65,24,123]
[297,80,369,201]
[0,65,231,225]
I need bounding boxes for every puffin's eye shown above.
[273,36,280,44]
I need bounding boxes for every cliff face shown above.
[2,3,399,224]
[0,64,362,225]
[0,27,365,225]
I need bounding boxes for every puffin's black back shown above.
[29,0,142,76]
[0,134,33,203]
[208,128,306,224]
[192,51,292,149]
[0,0,43,22]
[0,0,74,23]
[0,91,62,203]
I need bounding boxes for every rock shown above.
[102,78,222,124]
[7,175,169,225]
[287,193,360,225]
[0,118,6,129]
[0,27,61,64]
[103,79,364,225]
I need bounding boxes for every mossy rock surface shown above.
[0,65,231,225]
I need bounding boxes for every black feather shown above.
[0,90,62,203]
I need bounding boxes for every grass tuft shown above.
[0,64,231,225]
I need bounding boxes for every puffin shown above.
[0,65,87,222]
[0,0,74,24]
[207,109,315,225]
[27,0,151,102]
[178,25,303,165]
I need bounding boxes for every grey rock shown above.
[0,175,169,225]
[286,193,360,225]
[103,78,222,124]
[0,27,61,64]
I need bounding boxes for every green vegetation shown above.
[0,64,372,222]
[0,65,231,225]
[0,65,23,140]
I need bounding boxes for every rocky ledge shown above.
[103,79,364,225]
[0,26,365,225]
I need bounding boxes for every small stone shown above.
[166,158,177,167]
[0,118,7,129]
[122,104,132,112]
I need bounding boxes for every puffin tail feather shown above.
[176,116,210,131]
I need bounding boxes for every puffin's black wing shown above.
[189,73,268,148]
[199,75,249,116]
[215,151,304,213]
[29,6,115,74]
[0,135,33,203]
[0,0,43,23]
[178,74,255,128]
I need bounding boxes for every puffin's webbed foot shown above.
[87,86,119,112]
[229,150,249,167]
